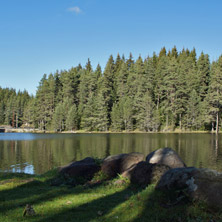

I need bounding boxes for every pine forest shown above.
[1,47,222,133]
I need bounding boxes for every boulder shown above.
[59,157,100,179]
[120,152,145,173]
[156,167,197,191]
[156,167,222,210]
[121,164,138,179]
[101,152,144,178]
[128,161,170,186]
[146,147,186,168]
[101,153,126,178]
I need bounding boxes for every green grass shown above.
[0,170,222,222]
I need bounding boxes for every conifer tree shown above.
[114,53,124,74]
[52,97,72,131]
[144,56,156,94]
[54,71,62,105]
[127,56,144,98]
[89,64,101,95]
[94,91,108,131]
[66,104,78,131]
[35,74,58,129]
[0,102,4,124]
[116,62,129,99]
[122,97,134,131]
[162,56,178,128]
[35,74,49,130]
[52,102,64,131]
[126,53,134,69]
[100,55,115,125]
[152,52,158,69]
[80,92,96,131]
[44,74,56,127]
[197,52,210,100]
[135,91,158,131]
[190,48,197,63]
[94,64,102,80]
[4,95,16,126]
[176,70,188,129]
[185,56,198,93]
[169,46,178,58]
[111,102,124,131]
[23,97,35,127]
[61,71,71,99]
[159,47,167,58]
[154,55,168,110]
[207,57,222,133]
[68,67,81,105]
[185,89,200,129]
[85,58,92,73]
[78,67,92,119]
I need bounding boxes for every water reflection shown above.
[0,133,222,174]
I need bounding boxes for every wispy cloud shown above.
[67,6,82,14]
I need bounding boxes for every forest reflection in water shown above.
[0,133,222,174]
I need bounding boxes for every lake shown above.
[0,133,222,175]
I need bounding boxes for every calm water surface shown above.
[0,133,222,174]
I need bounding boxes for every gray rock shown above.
[129,161,170,186]
[156,167,197,191]
[156,167,222,211]
[101,152,144,178]
[146,147,186,168]
[59,157,100,179]
[120,152,145,173]
[101,153,126,178]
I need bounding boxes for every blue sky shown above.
[0,0,222,95]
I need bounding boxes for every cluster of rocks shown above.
[59,147,222,211]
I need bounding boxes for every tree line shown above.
[1,46,222,133]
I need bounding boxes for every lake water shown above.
[0,133,222,175]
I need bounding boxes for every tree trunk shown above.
[157,95,159,110]
[12,111,15,128]
[216,112,219,134]
[212,122,215,132]
[124,119,127,131]
[166,114,168,130]
[179,113,182,130]
[16,113,18,128]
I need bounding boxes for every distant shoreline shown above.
[2,128,218,134]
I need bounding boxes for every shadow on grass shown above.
[3,172,219,222]
[0,179,69,213]
[0,171,139,222]
[0,171,98,212]
[131,188,189,222]
[0,171,187,222]
[131,187,222,222]
[34,185,136,222]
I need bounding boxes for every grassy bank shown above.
[0,170,222,222]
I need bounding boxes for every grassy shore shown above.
[0,170,222,222]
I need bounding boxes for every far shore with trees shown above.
[1,47,222,134]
